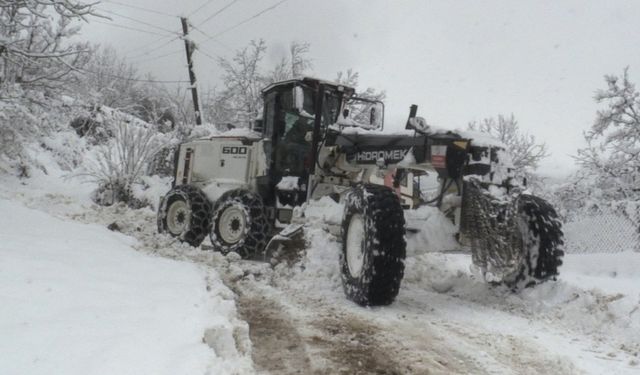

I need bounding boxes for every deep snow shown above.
[0,198,252,375]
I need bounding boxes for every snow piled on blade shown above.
[0,199,253,375]
[456,129,507,148]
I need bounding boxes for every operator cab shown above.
[257,78,351,205]
[257,77,385,220]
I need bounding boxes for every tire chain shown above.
[210,189,271,258]
[461,179,525,282]
[157,184,213,247]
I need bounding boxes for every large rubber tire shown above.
[506,194,565,289]
[157,184,212,247]
[340,184,406,306]
[209,189,271,258]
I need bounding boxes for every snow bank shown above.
[0,199,252,375]
[401,251,640,373]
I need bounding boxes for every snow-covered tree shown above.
[70,45,178,132]
[209,40,314,128]
[0,1,96,92]
[468,114,549,172]
[75,45,138,109]
[550,68,640,238]
[268,41,312,82]
[575,67,640,201]
[214,39,267,127]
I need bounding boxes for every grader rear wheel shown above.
[157,184,212,247]
[210,189,271,259]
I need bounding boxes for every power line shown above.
[92,19,173,37]
[125,35,182,59]
[76,66,189,84]
[101,0,176,18]
[197,0,240,27]
[130,49,184,64]
[98,8,179,35]
[202,0,287,43]
[187,0,218,17]
[196,46,221,62]
[121,34,175,56]
[189,24,233,51]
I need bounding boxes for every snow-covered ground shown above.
[1,145,639,374]
[0,173,253,375]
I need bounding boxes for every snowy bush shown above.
[69,115,112,143]
[0,88,85,175]
[84,121,164,207]
[0,97,39,160]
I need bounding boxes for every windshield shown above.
[280,84,343,128]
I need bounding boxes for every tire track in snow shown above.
[229,281,313,374]
[220,263,484,375]
[225,282,447,374]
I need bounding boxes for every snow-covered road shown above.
[214,222,639,374]
[1,172,639,374]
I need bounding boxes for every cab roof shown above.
[261,77,356,96]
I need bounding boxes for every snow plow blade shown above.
[264,224,305,255]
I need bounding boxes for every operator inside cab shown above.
[275,109,314,176]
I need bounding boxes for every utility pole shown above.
[180,17,202,125]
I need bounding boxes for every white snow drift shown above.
[0,199,252,375]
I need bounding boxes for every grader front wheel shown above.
[340,184,406,306]
[506,194,565,288]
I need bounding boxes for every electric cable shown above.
[125,35,182,60]
[97,8,179,35]
[100,0,176,18]
[201,0,287,43]
[92,19,174,37]
[76,66,189,84]
[130,49,184,64]
[187,0,218,17]
[196,0,240,27]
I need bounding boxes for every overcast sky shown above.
[80,0,640,177]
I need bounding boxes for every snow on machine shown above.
[157,77,564,306]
